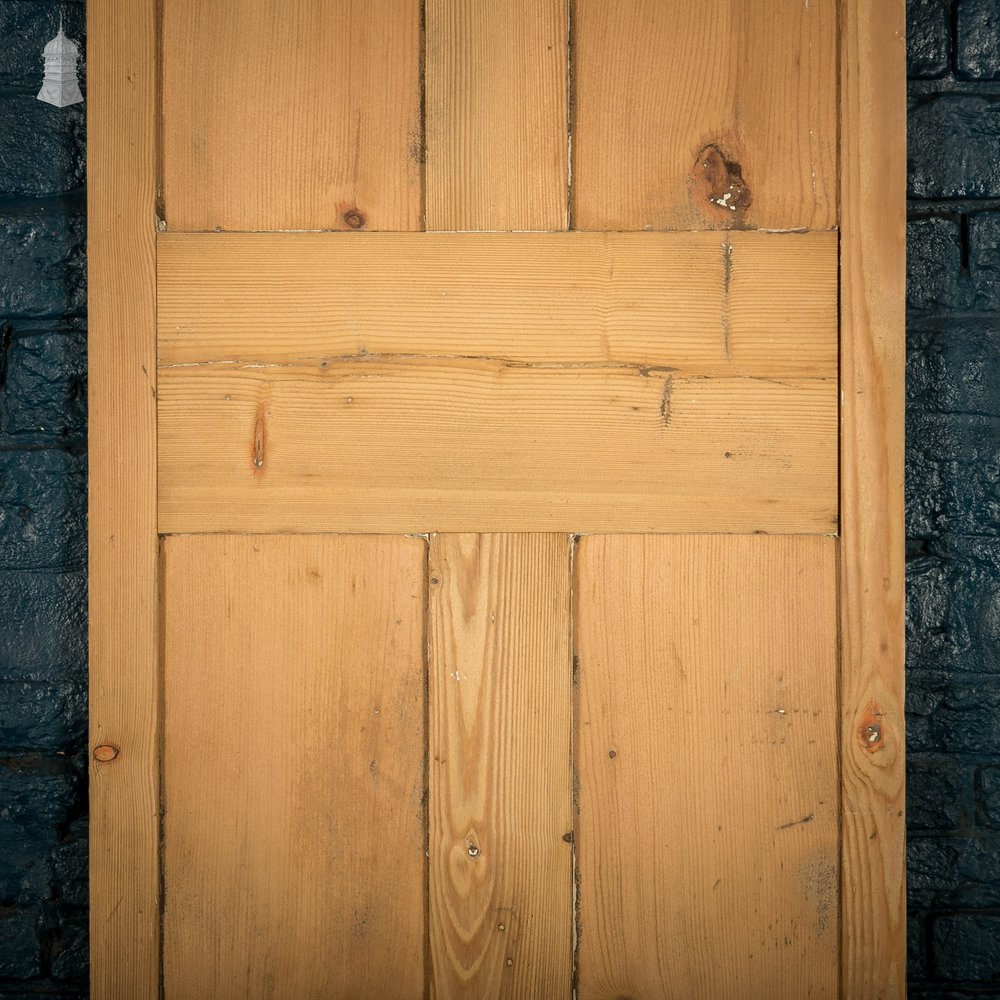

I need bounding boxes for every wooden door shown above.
[88,2,906,997]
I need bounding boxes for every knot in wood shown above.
[342,208,366,229]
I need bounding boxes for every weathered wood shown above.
[156,361,837,534]
[162,534,427,999]
[574,534,840,999]
[572,0,838,231]
[428,534,572,998]
[839,0,908,996]
[157,231,838,374]
[425,0,569,231]
[161,0,422,232]
[87,0,159,994]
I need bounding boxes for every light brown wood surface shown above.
[156,362,837,534]
[161,0,422,232]
[87,0,160,996]
[572,0,838,231]
[425,0,568,231]
[89,0,908,992]
[428,534,572,998]
[157,231,838,374]
[161,535,427,999]
[574,534,840,999]
[839,1,907,996]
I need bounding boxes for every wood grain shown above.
[839,0,907,996]
[156,361,837,534]
[425,0,568,231]
[572,0,838,231]
[161,535,426,999]
[87,0,160,994]
[157,231,838,375]
[428,534,572,998]
[574,534,839,999]
[161,0,421,232]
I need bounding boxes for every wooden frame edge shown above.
[839,0,907,996]
[87,0,160,995]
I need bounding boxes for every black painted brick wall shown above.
[0,1,88,997]
[1,0,999,996]
[907,0,1000,995]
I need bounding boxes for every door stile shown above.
[87,0,161,995]
[838,0,907,996]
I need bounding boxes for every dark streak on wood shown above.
[251,405,267,474]
[659,376,674,427]
[777,812,815,831]
[721,240,733,359]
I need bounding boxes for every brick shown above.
[908,910,928,983]
[909,95,1000,199]
[0,905,42,979]
[968,212,1000,311]
[977,765,1000,828]
[907,991,982,999]
[50,911,88,983]
[0,820,53,905]
[0,570,86,685]
[0,2,85,90]
[908,756,972,831]
[948,538,1000,678]
[908,321,1000,417]
[906,217,967,313]
[931,911,1000,981]
[957,0,1000,80]
[0,449,86,570]
[0,754,82,828]
[0,680,86,752]
[906,669,1000,755]
[1,330,88,438]
[908,0,952,78]
[908,834,1000,908]
[51,820,87,907]
[0,205,86,319]
[907,413,1000,538]
[0,94,85,197]
[906,539,1000,675]
[0,990,87,1000]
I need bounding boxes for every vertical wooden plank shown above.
[572,0,838,231]
[162,535,426,1000]
[428,534,573,998]
[425,0,569,231]
[575,535,839,999]
[161,0,422,232]
[87,0,159,994]
[839,0,907,996]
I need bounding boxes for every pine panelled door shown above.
[87,1,905,997]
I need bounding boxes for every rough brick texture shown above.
[907,0,1000,994]
[1,0,999,995]
[0,0,89,995]
[957,0,1000,80]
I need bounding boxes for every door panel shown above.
[575,535,839,998]
[424,0,569,231]
[156,232,838,372]
[428,534,573,997]
[158,364,836,534]
[162,535,427,998]
[155,231,838,534]
[161,0,422,232]
[572,0,838,231]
